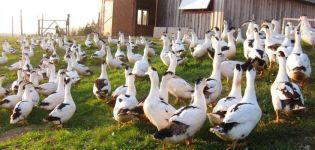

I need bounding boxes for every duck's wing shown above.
[275,82,304,105]
[224,102,261,124]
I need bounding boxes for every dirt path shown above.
[0,125,44,142]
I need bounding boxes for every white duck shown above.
[236,28,244,44]
[143,67,176,130]
[93,33,103,46]
[10,83,36,125]
[44,77,76,128]
[36,63,58,96]
[191,31,212,59]
[39,70,66,110]
[271,51,305,124]
[261,24,282,68]
[106,46,125,69]
[76,44,87,61]
[113,73,138,122]
[71,53,92,76]
[286,27,311,87]
[0,81,26,109]
[132,44,150,77]
[111,66,132,100]
[221,20,229,41]
[208,64,244,126]
[93,61,111,100]
[49,46,60,64]
[247,27,269,76]
[189,31,204,50]
[276,23,294,57]
[210,64,262,150]
[85,34,93,48]
[163,52,193,104]
[211,27,236,59]
[0,75,9,98]
[160,34,186,66]
[220,60,244,83]
[108,35,119,45]
[127,42,142,64]
[204,38,223,106]
[92,44,106,59]
[300,15,315,47]
[0,52,8,64]
[11,69,23,93]
[171,29,186,56]
[114,42,126,61]
[65,54,80,83]
[153,78,208,146]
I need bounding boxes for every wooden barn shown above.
[99,0,315,37]
[99,0,157,36]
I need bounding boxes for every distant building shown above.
[99,0,315,37]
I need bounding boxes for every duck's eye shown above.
[119,98,122,102]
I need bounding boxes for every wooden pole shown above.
[20,9,23,35]
[97,12,100,34]
[12,16,14,37]
[155,0,159,27]
[41,13,44,36]
[38,18,40,35]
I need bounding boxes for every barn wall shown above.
[223,0,315,27]
[135,0,156,36]
[157,0,223,37]
[112,0,136,36]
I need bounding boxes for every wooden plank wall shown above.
[157,0,214,37]
[223,0,315,27]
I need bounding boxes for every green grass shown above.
[0,36,314,149]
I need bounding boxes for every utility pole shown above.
[12,16,14,37]
[20,9,23,35]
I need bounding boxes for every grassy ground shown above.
[0,36,314,149]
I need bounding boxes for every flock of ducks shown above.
[0,15,314,149]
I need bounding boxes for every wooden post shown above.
[41,13,44,36]
[97,12,100,35]
[12,16,14,37]
[20,9,23,35]
[38,18,40,35]
[155,0,159,27]
[66,14,70,36]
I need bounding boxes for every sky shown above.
[0,0,100,34]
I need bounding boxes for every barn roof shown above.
[301,0,315,4]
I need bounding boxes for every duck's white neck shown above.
[67,60,73,71]
[192,84,207,112]
[210,55,221,80]
[17,84,25,96]
[106,47,113,59]
[126,75,136,96]
[159,77,169,102]
[148,72,160,98]
[48,65,56,82]
[64,83,74,103]
[253,32,262,49]
[162,38,171,50]
[56,75,65,93]
[17,70,23,81]
[30,73,39,86]
[143,45,149,60]
[293,34,303,53]
[229,71,242,99]
[23,86,34,101]
[167,55,177,74]
[275,57,289,82]
[227,31,235,47]
[99,64,108,79]
[241,72,257,105]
